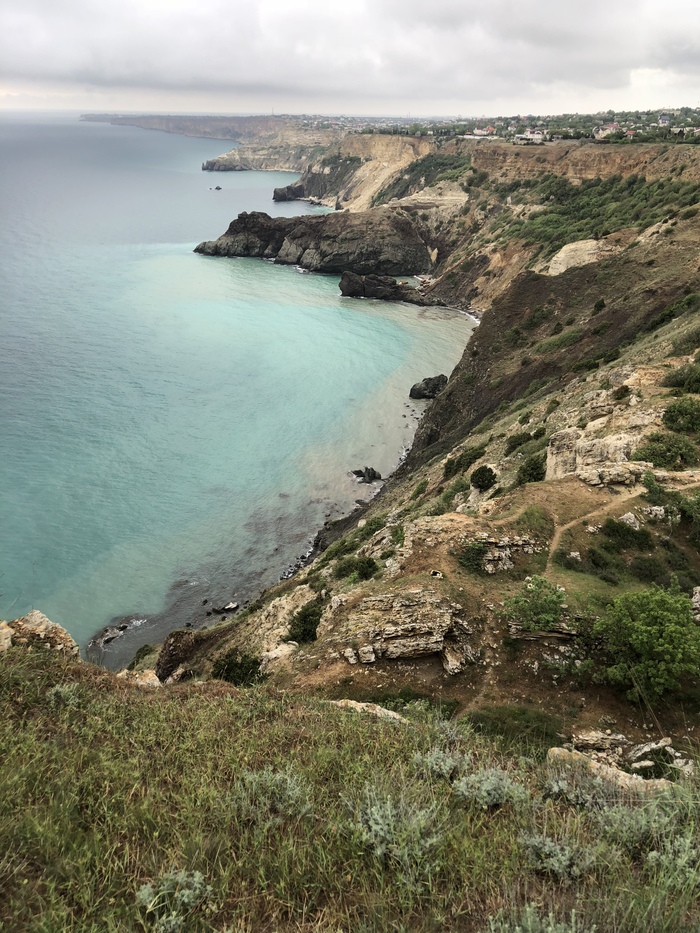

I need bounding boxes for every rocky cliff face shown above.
[194,208,434,275]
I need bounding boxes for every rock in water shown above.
[194,209,433,276]
[409,375,448,399]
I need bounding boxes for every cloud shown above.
[1,0,698,113]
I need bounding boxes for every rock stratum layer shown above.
[194,209,433,275]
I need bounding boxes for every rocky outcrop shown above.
[195,209,433,276]
[1,611,80,657]
[545,429,652,485]
[317,589,479,674]
[409,374,448,399]
[339,271,442,306]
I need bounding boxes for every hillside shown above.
[4,132,700,931]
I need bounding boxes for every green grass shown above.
[2,649,700,932]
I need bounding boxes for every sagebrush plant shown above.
[349,782,444,890]
[136,869,214,933]
[454,767,528,810]
[413,747,471,783]
[595,801,677,860]
[486,903,595,933]
[229,766,313,830]
[646,834,700,890]
[593,580,700,700]
[522,834,597,881]
[500,576,566,632]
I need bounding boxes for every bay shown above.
[0,113,475,667]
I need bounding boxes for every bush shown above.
[410,479,429,499]
[413,748,470,783]
[611,384,630,401]
[444,444,487,479]
[500,576,566,632]
[136,869,214,933]
[634,431,699,469]
[505,431,533,455]
[517,453,546,485]
[663,395,700,433]
[288,596,326,643]
[212,650,265,686]
[334,555,379,580]
[486,904,594,933]
[593,581,700,699]
[471,465,497,491]
[453,768,527,810]
[349,783,444,889]
[522,834,597,880]
[458,541,487,572]
[601,517,654,550]
[662,363,700,393]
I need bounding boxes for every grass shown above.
[2,650,700,932]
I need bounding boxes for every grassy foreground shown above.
[2,649,700,932]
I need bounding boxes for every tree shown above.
[593,582,700,700]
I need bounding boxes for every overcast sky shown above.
[1,0,699,116]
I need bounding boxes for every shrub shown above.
[634,431,699,469]
[516,453,546,485]
[471,465,497,491]
[288,596,326,643]
[334,555,379,580]
[593,581,700,700]
[349,783,444,889]
[522,834,596,881]
[629,555,668,585]
[444,444,487,479]
[212,650,265,686]
[486,904,595,933]
[595,803,676,860]
[611,384,630,401]
[500,576,566,632]
[458,541,487,572]
[662,363,700,393]
[411,479,429,499]
[663,396,700,433]
[136,869,214,933]
[646,835,700,890]
[453,768,527,810]
[601,517,654,550]
[505,431,533,455]
[413,748,470,782]
[230,766,313,829]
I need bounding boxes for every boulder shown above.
[409,375,448,399]
[116,669,161,688]
[339,271,442,306]
[4,611,80,657]
[547,747,672,793]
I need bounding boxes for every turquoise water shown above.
[0,113,475,666]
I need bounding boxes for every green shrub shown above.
[458,541,487,572]
[537,328,584,353]
[136,869,214,933]
[288,596,326,643]
[505,431,533,455]
[500,576,566,632]
[662,362,700,393]
[629,555,668,585]
[443,444,487,479]
[595,803,676,860]
[522,834,597,880]
[486,904,594,933]
[334,555,379,580]
[601,517,654,550]
[454,768,527,810]
[349,783,444,889]
[413,748,470,783]
[593,581,700,699]
[212,650,265,686]
[410,479,429,499]
[516,453,546,485]
[611,384,630,401]
[663,395,700,433]
[471,465,497,491]
[672,325,700,355]
[593,298,606,313]
[634,431,699,468]
[230,766,313,829]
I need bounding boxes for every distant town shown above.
[300,107,700,144]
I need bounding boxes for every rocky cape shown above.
[194,209,434,275]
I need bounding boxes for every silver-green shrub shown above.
[454,768,528,809]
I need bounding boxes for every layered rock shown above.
[339,271,442,306]
[195,210,433,275]
[0,611,80,657]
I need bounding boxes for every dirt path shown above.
[545,488,640,571]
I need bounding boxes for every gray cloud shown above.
[1,0,698,112]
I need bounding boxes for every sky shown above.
[1,0,699,116]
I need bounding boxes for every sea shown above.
[0,112,476,668]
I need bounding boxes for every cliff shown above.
[194,208,434,275]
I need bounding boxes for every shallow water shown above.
[0,113,475,666]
